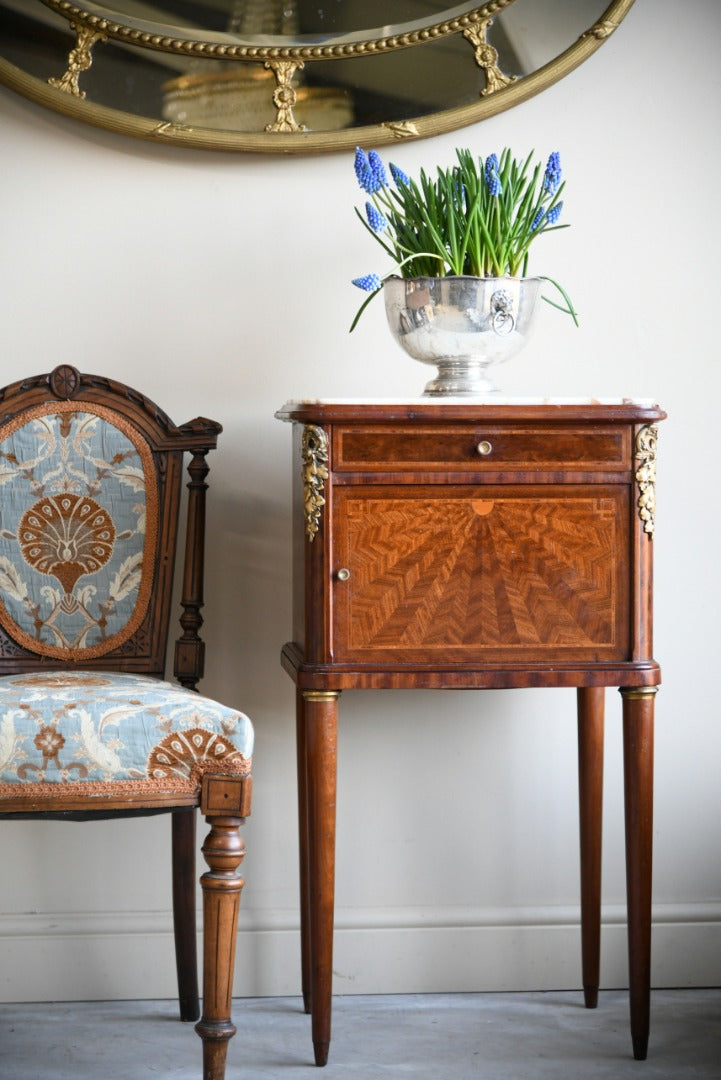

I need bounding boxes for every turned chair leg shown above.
[195,774,252,1080]
[172,809,200,1022]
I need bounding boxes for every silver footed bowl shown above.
[383,275,542,396]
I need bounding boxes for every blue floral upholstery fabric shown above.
[0,404,157,661]
[0,671,253,804]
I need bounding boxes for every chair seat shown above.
[0,670,253,809]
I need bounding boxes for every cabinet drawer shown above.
[333,425,630,472]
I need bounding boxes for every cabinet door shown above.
[331,485,631,666]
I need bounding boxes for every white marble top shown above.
[280,397,660,407]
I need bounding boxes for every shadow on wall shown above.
[202,487,292,715]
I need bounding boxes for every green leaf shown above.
[538,276,579,326]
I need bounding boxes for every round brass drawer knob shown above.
[476,440,493,456]
[336,568,351,581]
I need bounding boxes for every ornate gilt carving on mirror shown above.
[0,0,635,153]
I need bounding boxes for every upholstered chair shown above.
[0,365,253,1080]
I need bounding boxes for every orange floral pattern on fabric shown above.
[19,494,116,593]
[148,728,248,782]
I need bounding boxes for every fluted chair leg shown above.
[172,809,200,1021]
[195,775,252,1080]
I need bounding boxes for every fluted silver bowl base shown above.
[384,275,542,396]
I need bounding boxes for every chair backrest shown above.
[0,365,221,687]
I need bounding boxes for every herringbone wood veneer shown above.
[335,488,629,661]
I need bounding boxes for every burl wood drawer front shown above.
[332,486,631,665]
[333,425,629,472]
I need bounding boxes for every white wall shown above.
[1,1,720,1003]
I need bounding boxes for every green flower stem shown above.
[349,287,381,333]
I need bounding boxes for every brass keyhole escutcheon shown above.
[476,440,493,456]
[336,568,351,581]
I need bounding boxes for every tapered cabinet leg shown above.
[195,774,252,1080]
[296,688,312,1014]
[620,687,656,1061]
[302,689,340,1067]
[172,808,200,1022]
[577,687,604,1009]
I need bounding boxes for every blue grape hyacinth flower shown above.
[354,146,368,181]
[389,162,410,187]
[352,273,382,292]
[543,151,562,195]
[367,150,389,190]
[484,153,501,196]
[365,202,387,233]
[546,201,563,225]
[354,147,381,194]
[531,207,546,231]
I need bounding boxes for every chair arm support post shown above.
[175,449,212,690]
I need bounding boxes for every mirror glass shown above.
[0,0,634,152]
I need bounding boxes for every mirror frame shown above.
[0,0,635,153]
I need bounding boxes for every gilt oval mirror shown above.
[0,0,635,153]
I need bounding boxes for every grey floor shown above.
[1,989,720,1079]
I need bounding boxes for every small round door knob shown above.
[476,440,493,456]
[336,568,351,581]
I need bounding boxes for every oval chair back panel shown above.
[0,368,206,675]
[0,402,158,662]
